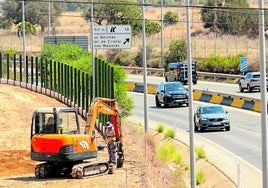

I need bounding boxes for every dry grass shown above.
[0,7,262,69]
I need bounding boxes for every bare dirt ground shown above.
[0,84,236,187]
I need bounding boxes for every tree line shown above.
[0,0,266,38]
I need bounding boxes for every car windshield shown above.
[165,84,185,91]
[201,106,225,114]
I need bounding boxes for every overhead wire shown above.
[1,0,266,25]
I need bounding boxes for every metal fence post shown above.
[111,67,114,99]
[0,53,2,79]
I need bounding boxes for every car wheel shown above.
[247,84,252,92]
[239,84,244,92]
[198,121,204,132]
[155,96,161,107]
[186,103,189,107]
[193,81,197,85]
[194,121,198,132]
[225,126,230,131]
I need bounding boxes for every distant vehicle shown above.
[194,104,230,132]
[164,61,198,85]
[238,72,268,92]
[155,81,189,107]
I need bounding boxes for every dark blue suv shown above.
[155,82,189,108]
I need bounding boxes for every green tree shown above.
[1,0,64,32]
[83,0,160,36]
[66,2,88,12]
[200,0,265,38]
[0,17,12,29]
[164,39,187,66]
[16,22,37,35]
[163,11,179,26]
[135,45,154,67]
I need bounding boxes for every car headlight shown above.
[223,116,229,120]
[201,117,208,121]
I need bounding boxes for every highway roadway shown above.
[127,74,263,171]
[127,74,262,100]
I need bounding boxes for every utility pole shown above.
[141,0,148,133]
[160,0,164,68]
[258,0,268,187]
[22,0,26,74]
[90,0,95,98]
[48,0,51,36]
[186,0,196,187]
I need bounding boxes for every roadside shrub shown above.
[172,153,182,164]
[196,170,205,185]
[157,143,181,164]
[198,54,243,74]
[4,48,17,58]
[135,45,154,67]
[40,43,134,117]
[106,49,137,66]
[149,58,161,68]
[156,124,164,133]
[164,39,187,67]
[164,128,174,138]
[195,147,206,159]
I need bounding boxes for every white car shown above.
[239,72,268,92]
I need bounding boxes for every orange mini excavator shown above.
[30,97,124,178]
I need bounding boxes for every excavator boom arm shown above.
[85,97,121,141]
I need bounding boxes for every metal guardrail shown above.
[122,66,242,81]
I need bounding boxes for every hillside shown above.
[0,6,262,70]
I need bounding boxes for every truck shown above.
[30,97,124,179]
[164,61,198,85]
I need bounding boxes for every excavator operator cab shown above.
[30,107,80,138]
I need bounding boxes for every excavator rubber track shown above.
[71,161,110,179]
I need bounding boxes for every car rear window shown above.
[168,63,179,69]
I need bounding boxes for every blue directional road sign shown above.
[240,57,248,72]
